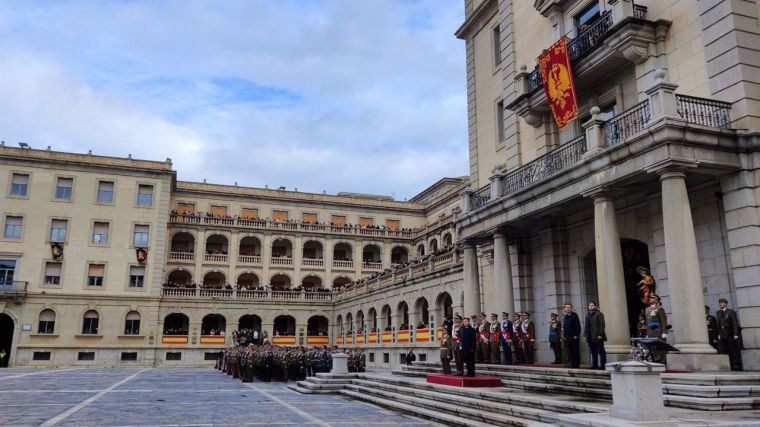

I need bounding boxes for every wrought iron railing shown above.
[501,135,587,196]
[527,66,543,92]
[675,94,732,129]
[471,185,492,209]
[633,4,647,20]
[604,100,651,146]
[568,12,613,62]
[0,280,27,294]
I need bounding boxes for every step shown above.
[295,380,345,391]
[411,361,609,380]
[663,373,760,386]
[342,384,553,427]
[303,376,353,385]
[358,374,606,414]
[340,389,494,427]
[664,394,760,411]
[664,383,760,398]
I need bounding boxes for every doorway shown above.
[0,313,14,367]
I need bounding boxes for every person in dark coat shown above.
[585,302,607,369]
[460,317,477,377]
[705,305,719,350]
[405,349,416,366]
[562,303,581,368]
[716,298,742,371]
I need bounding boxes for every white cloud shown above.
[0,0,467,199]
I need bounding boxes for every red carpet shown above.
[426,374,501,387]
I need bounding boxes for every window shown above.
[272,210,288,221]
[383,353,390,364]
[78,352,95,361]
[129,266,145,288]
[209,205,227,217]
[241,208,258,219]
[33,351,51,361]
[575,2,601,32]
[55,177,73,201]
[0,259,16,286]
[4,216,22,239]
[38,309,56,334]
[204,352,221,361]
[302,212,318,223]
[492,24,501,66]
[419,354,427,362]
[82,310,99,334]
[10,173,29,197]
[87,264,105,287]
[496,100,505,142]
[358,217,374,227]
[136,184,153,207]
[369,353,375,363]
[385,219,400,230]
[133,225,149,246]
[331,215,346,226]
[177,202,195,214]
[121,352,138,361]
[599,102,616,121]
[50,219,68,242]
[166,352,182,361]
[92,222,109,245]
[44,262,62,285]
[124,311,140,335]
[97,181,114,204]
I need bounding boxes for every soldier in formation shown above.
[347,349,366,372]
[218,344,333,383]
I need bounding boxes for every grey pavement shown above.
[0,367,442,427]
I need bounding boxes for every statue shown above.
[636,266,655,305]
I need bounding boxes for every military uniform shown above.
[641,303,668,363]
[511,316,523,363]
[716,305,742,370]
[451,316,463,375]
[440,331,452,374]
[520,314,535,364]
[705,308,718,350]
[488,314,501,364]
[477,315,490,363]
[499,313,513,365]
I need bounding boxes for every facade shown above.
[0,144,465,369]
[456,0,760,370]
[2,0,759,373]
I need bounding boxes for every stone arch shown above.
[205,233,229,254]
[396,301,409,328]
[301,274,323,290]
[381,304,392,330]
[273,315,296,336]
[270,272,292,290]
[307,315,329,336]
[202,270,226,288]
[201,313,226,335]
[302,239,324,260]
[236,271,260,289]
[239,235,262,256]
[442,232,453,246]
[163,313,189,335]
[417,243,426,256]
[170,231,195,253]
[391,246,409,265]
[367,307,378,332]
[414,297,430,328]
[436,291,453,321]
[166,268,192,287]
[271,236,294,258]
[332,241,353,261]
[345,312,354,333]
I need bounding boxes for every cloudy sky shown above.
[0,0,467,200]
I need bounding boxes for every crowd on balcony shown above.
[333,243,461,293]
[201,328,225,336]
[233,328,266,346]
[307,327,328,336]
[163,327,189,335]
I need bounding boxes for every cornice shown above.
[455,0,498,40]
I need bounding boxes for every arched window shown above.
[82,310,99,335]
[38,309,55,334]
[124,311,141,335]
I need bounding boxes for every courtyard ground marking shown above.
[39,368,150,427]
[0,367,85,380]
[242,382,333,427]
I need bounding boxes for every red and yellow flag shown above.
[538,37,578,129]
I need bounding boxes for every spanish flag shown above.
[539,37,578,129]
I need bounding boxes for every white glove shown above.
[734,336,739,340]
[661,334,667,339]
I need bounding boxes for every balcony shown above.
[508,1,668,125]
[302,258,324,268]
[169,251,194,262]
[162,287,332,302]
[270,257,293,267]
[203,253,228,263]
[237,255,262,265]
[0,280,27,303]
[467,80,734,215]
[168,214,418,240]
[333,260,354,269]
[361,261,382,271]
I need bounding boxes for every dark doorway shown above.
[0,313,14,367]
[582,239,651,337]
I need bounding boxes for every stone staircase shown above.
[290,371,607,426]
[399,361,760,411]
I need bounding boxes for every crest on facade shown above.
[136,247,148,263]
[51,243,64,260]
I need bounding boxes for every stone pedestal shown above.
[666,353,729,372]
[331,353,348,374]
[607,361,668,422]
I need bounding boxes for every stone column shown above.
[493,233,515,315]
[592,191,630,355]
[659,169,728,371]
[463,242,481,317]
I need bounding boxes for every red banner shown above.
[538,37,578,129]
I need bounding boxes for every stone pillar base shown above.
[331,353,348,374]
[666,353,730,372]
[607,360,668,422]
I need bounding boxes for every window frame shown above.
[0,258,18,287]
[3,215,23,240]
[8,172,31,198]
[86,263,106,288]
[43,261,63,286]
[81,310,100,335]
[135,183,154,208]
[37,309,56,334]
[124,311,141,335]
[132,224,150,247]
[53,176,74,202]
[95,180,115,205]
[91,221,110,246]
[49,218,69,243]
[128,265,146,289]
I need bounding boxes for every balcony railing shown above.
[568,11,613,62]
[169,251,194,261]
[501,134,588,196]
[676,94,732,129]
[633,4,647,20]
[362,261,382,270]
[471,185,492,210]
[302,258,324,267]
[271,257,293,266]
[169,214,418,239]
[604,100,651,146]
[204,253,228,263]
[162,287,333,302]
[333,260,354,269]
[0,280,27,294]
[237,255,261,264]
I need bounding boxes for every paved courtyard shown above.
[0,367,441,427]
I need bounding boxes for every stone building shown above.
[0,144,464,368]
[456,0,760,370]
